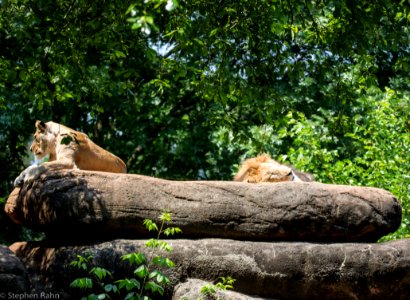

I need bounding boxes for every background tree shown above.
[0,0,408,243]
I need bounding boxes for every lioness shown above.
[14,120,127,187]
[234,154,314,183]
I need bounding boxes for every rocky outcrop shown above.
[0,244,30,293]
[5,169,401,242]
[10,238,410,300]
[4,169,407,299]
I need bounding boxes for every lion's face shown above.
[257,162,294,182]
[29,121,53,159]
[234,154,309,183]
[30,131,48,159]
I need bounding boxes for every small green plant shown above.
[70,253,118,299]
[70,211,181,300]
[200,276,236,300]
[117,211,182,299]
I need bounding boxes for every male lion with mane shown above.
[14,120,126,187]
[234,154,314,183]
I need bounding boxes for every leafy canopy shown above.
[0,0,409,242]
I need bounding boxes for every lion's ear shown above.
[35,120,46,132]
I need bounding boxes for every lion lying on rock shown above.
[14,120,127,187]
[234,154,314,183]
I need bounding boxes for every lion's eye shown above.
[287,171,293,176]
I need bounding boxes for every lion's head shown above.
[29,120,55,159]
[234,154,313,183]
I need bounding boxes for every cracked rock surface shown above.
[10,238,410,300]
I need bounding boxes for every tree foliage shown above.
[0,0,409,242]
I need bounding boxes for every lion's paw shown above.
[14,165,46,187]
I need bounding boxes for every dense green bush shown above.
[215,88,409,240]
[1,0,408,242]
[287,88,409,240]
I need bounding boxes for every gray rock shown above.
[11,238,410,300]
[6,169,401,242]
[0,244,30,293]
[173,278,271,299]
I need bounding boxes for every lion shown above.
[14,120,127,187]
[233,154,314,183]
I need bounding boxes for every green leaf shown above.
[159,211,172,222]
[124,292,137,300]
[209,28,219,37]
[116,278,141,291]
[90,267,112,281]
[143,219,159,232]
[60,133,80,145]
[143,16,154,25]
[158,241,173,252]
[104,283,118,293]
[149,270,170,285]
[125,4,136,15]
[145,238,160,248]
[144,281,164,295]
[163,227,182,236]
[201,284,217,296]
[81,263,88,271]
[134,265,149,278]
[114,50,126,58]
[122,252,147,265]
[61,135,72,145]
[152,256,175,268]
[70,277,93,290]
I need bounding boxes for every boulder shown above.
[10,238,410,300]
[0,244,30,293]
[172,278,269,299]
[5,169,401,242]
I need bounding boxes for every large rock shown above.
[6,169,401,242]
[172,279,268,299]
[10,238,410,300]
[0,244,30,293]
